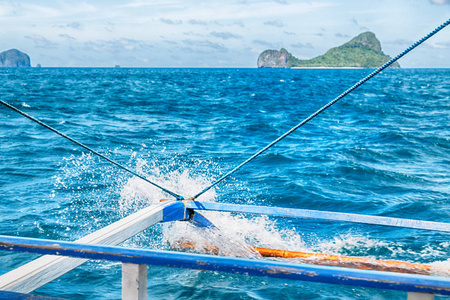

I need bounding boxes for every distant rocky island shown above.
[0,49,31,67]
[257,32,399,69]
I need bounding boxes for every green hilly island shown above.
[257,32,399,68]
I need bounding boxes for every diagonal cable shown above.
[192,18,450,200]
[0,99,184,200]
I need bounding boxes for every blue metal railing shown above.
[0,234,449,296]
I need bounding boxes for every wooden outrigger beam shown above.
[0,201,185,293]
[253,246,433,275]
[171,240,435,276]
[184,201,450,233]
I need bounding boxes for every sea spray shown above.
[51,151,449,279]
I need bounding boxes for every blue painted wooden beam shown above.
[189,211,216,228]
[161,201,216,229]
[0,235,449,296]
[184,201,450,233]
[162,201,187,223]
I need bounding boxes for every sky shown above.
[0,0,449,68]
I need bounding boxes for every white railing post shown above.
[122,263,147,300]
[407,292,434,300]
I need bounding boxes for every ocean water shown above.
[0,68,449,299]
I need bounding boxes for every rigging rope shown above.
[192,18,450,201]
[0,99,184,200]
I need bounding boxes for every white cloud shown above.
[163,40,178,45]
[386,39,414,45]
[434,41,450,48]
[83,38,153,53]
[252,40,278,48]
[0,2,20,17]
[231,20,245,28]
[183,31,205,37]
[0,2,96,19]
[105,22,115,32]
[264,20,285,27]
[182,39,228,52]
[1,0,449,67]
[335,33,350,38]
[66,22,82,30]
[209,31,242,40]
[188,19,208,26]
[160,18,182,25]
[25,34,58,49]
[59,34,77,41]
[291,42,313,49]
[429,0,450,4]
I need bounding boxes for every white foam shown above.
[430,259,450,277]
[118,164,216,212]
[54,153,449,277]
[117,166,450,277]
[310,233,391,257]
[116,158,308,257]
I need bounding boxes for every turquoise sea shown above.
[0,68,449,299]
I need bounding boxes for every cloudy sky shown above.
[0,0,449,68]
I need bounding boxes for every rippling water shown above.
[0,68,449,299]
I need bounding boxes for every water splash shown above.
[115,157,450,277]
[430,259,450,277]
[118,157,217,211]
[51,151,449,277]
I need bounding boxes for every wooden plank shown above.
[0,201,183,293]
[0,235,449,296]
[185,201,450,233]
[122,263,147,300]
